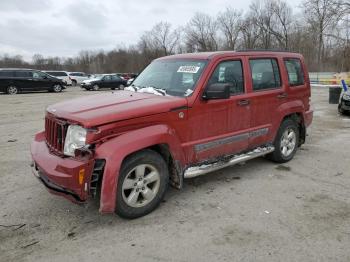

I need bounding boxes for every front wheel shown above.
[52,84,62,93]
[119,84,125,90]
[92,84,99,91]
[267,119,299,163]
[116,150,169,219]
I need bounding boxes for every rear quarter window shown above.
[284,58,305,86]
[47,71,67,77]
[15,71,33,78]
[0,71,15,77]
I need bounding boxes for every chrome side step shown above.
[184,146,275,179]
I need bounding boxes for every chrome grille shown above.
[45,116,67,154]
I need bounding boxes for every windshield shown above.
[130,59,207,97]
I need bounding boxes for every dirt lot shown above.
[0,86,349,262]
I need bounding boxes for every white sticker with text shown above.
[177,66,200,74]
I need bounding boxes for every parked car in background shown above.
[81,74,127,91]
[0,68,66,95]
[44,71,72,86]
[69,72,89,86]
[31,51,313,218]
[338,90,350,114]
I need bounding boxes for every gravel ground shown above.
[0,86,349,262]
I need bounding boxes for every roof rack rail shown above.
[236,49,297,53]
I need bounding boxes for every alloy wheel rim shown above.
[8,86,17,95]
[280,128,296,157]
[122,164,160,208]
[53,85,61,92]
[93,85,99,91]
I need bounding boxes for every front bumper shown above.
[30,131,94,203]
[339,99,350,111]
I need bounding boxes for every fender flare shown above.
[94,124,185,213]
[274,100,306,140]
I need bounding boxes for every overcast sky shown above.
[0,0,302,61]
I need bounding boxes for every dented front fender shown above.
[94,124,185,213]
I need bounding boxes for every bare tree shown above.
[303,0,346,68]
[270,0,293,49]
[239,16,261,49]
[217,7,242,50]
[139,22,181,56]
[185,13,219,52]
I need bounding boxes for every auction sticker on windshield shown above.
[177,66,200,74]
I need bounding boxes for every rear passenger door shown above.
[14,71,34,90]
[247,57,287,149]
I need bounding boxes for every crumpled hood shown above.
[47,91,187,127]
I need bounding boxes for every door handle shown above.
[237,99,250,106]
[277,93,288,99]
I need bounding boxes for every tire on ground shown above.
[116,149,169,219]
[7,85,19,95]
[267,118,299,163]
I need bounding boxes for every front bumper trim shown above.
[32,162,84,203]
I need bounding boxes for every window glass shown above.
[33,71,47,79]
[111,75,120,80]
[250,59,281,91]
[103,75,111,81]
[0,71,15,77]
[132,60,207,97]
[46,71,67,77]
[284,59,304,86]
[15,71,33,78]
[207,60,244,95]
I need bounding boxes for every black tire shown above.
[267,119,299,163]
[338,105,345,115]
[72,80,77,86]
[52,84,63,93]
[116,149,169,219]
[7,85,19,95]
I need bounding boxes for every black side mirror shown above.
[203,83,231,100]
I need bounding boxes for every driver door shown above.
[32,71,51,90]
[187,59,251,163]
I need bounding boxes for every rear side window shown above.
[284,59,304,86]
[70,73,85,77]
[207,60,244,95]
[47,71,67,77]
[250,59,281,91]
[15,71,33,78]
[0,71,15,77]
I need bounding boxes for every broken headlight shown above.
[64,125,87,157]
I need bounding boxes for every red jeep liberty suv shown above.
[31,51,313,218]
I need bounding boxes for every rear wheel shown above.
[7,85,18,95]
[267,119,299,163]
[119,84,125,90]
[92,84,99,91]
[116,150,169,219]
[72,80,77,86]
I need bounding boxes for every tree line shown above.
[0,0,349,73]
